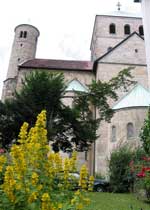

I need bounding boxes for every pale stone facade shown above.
[2,11,149,175]
[90,14,143,60]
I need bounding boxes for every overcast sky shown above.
[0,0,141,97]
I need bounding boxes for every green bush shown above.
[109,145,135,193]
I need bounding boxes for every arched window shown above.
[124,24,131,35]
[139,25,144,36]
[111,126,116,142]
[23,31,27,38]
[19,31,23,38]
[127,123,134,139]
[109,23,116,34]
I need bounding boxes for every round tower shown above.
[2,24,40,100]
[7,24,40,79]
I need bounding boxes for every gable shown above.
[66,79,88,92]
[98,33,146,65]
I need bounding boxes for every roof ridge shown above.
[96,31,144,62]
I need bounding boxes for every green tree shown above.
[0,68,134,152]
[140,107,150,155]
[0,72,98,151]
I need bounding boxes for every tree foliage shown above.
[0,68,134,152]
[140,107,150,155]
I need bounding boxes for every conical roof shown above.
[113,84,150,110]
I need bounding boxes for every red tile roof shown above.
[20,59,93,71]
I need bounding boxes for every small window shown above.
[20,43,23,47]
[85,151,88,161]
[19,31,23,38]
[139,25,144,36]
[127,123,134,139]
[107,47,112,52]
[109,23,116,34]
[124,24,131,35]
[24,31,27,38]
[111,126,116,142]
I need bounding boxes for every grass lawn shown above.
[84,192,150,210]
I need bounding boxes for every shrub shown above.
[109,145,135,193]
[0,110,92,210]
[131,156,150,201]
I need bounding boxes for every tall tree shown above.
[0,68,134,151]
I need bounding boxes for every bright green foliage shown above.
[140,108,150,155]
[109,146,135,193]
[84,192,150,210]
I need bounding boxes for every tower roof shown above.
[104,10,142,18]
[113,84,150,110]
[14,24,40,36]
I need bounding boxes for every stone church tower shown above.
[2,24,39,100]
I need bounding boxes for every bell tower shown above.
[134,0,150,88]
[2,24,40,101]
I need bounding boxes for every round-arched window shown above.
[109,23,116,34]
[139,25,144,36]
[124,24,131,35]
[127,122,134,139]
[111,125,116,142]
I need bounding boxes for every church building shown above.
[2,6,149,175]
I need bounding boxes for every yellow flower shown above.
[88,175,94,191]
[37,184,43,191]
[31,172,39,185]
[18,122,29,144]
[0,155,6,172]
[28,191,38,203]
[41,193,50,202]
[74,190,80,196]
[76,203,83,210]
[58,203,63,209]
[79,165,88,190]
[71,198,76,205]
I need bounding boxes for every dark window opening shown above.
[127,122,134,139]
[19,31,23,38]
[107,47,112,52]
[109,24,116,34]
[139,25,144,36]
[20,43,23,47]
[135,49,138,53]
[124,24,131,35]
[111,125,116,142]
[85,151,88,161]
[24,31,27,38]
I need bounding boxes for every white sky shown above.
[0,0,141,97]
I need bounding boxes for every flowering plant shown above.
[0,110,93,210]
[130,156,150,200]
